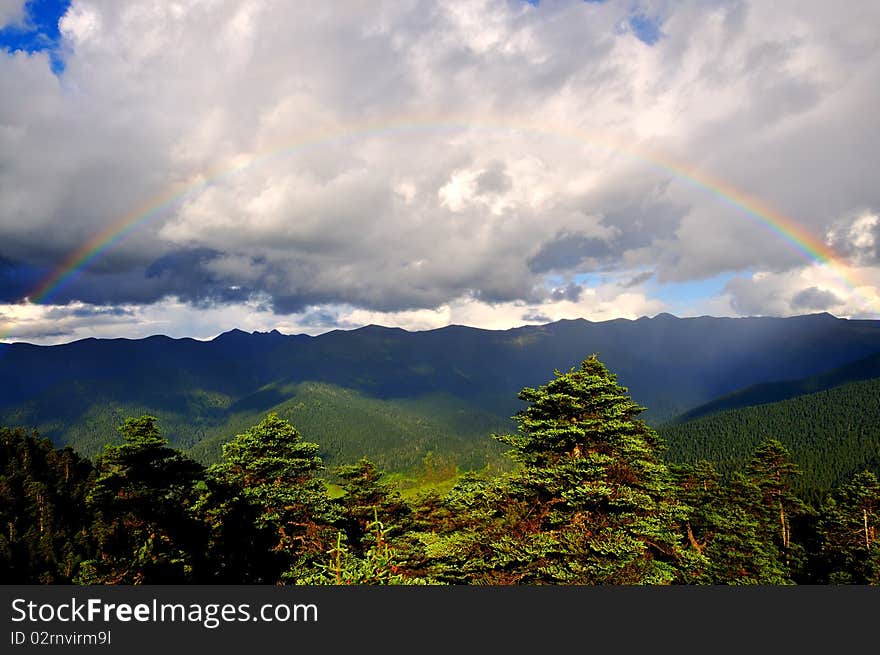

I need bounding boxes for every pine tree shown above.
[194,466,276,583]
[389,472,499,584]
[297,511,425,585]
[0,427,93,583]
[333,457,411,556]
[76,416,207,584]
[816,470,880,584]
[673,461,790,584]
[745,439,808,577]
[213,413,335,583]
[483,355,688,584]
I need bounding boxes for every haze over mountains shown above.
[2,312,880,478]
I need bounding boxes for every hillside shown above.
[189,382,512,473]
[0,378,511,473]
[2,312,880,473]
[674,350,880,422]
[660,377,880,500]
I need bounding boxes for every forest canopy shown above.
[2,355,878,585]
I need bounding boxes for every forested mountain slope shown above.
[2,312,879,470]
[660,377,880,500]
[675,350,880,422]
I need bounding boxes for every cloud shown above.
[522,310,551,323]
[1,0,880,343]
[722,264,877,317]
[791,287,842,311]
[622,271,654,288]
[529,232,614,273]
[0,0,25,28]
[550,282,584,302]
[474,160,513,195]
[0,300,138,340]
[826,211,879,265]
[790,286,843,311]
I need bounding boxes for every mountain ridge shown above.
[2,312,879,471]
[2,310,853,348]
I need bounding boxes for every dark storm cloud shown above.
[591,194,688,255]
[528,232,614,273]
[723,274,849,317]
[270,293,335,316]
[791,286,843,311]
[46,305,134,318]
[0,257,48,302]
[724,276,783,316]
[550,282,584,302]
[32,249,262,308]
[142,249,262,306]
[145,248,222,279]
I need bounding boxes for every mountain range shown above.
[2,312,879,481]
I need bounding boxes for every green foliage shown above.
[1,379,511,477]
[332,458,411,556]
[213,413,336,582]
[297,513,425,585]
[0,427,93,583]
[661,378,880,502]
[440,355,689,584]
[672,441,810,585]
[674,461,791,584]
[814,470,880,584]
[190,383,511,474]
[76,416,208,584]
[192,466,276,583]
[4,351,879,586]
[745,439,809,574]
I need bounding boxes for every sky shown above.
[1,0,879,344]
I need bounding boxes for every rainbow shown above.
[17,119,880,316]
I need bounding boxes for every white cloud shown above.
[722,263,880,318]
[0,0,25,28]
[1,0,880,342]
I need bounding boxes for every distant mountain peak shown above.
[354,323,408,333]
[213,328,250,341]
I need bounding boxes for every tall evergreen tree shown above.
[745,439,808,577]
[481,355,688,584]
[333,458,411,556]
[673,461,791,584]
[0,427,93,583]
[213,413,335,583]
[194,466,276,583]
[408,472,517,584]
[76,416,207,584]
[815,470,880,584]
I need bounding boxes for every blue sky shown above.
[0,0,69,72]
[645,273,739,316]
[627,13,663,45]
